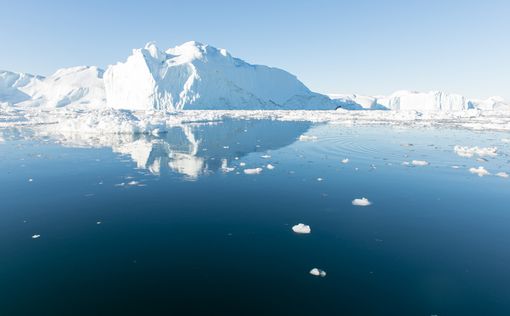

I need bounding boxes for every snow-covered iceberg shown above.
[0,66,105,108]
[104,41,340,111]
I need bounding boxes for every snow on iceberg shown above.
[104,41,341,111]
[0,70,43,104]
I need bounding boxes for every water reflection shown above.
[2,119,311,179]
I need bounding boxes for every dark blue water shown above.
[1,120,510,315]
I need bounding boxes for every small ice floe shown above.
[341,158,349,164]
[411,160,429,166]
[234,157,239,160]
[151,128,161,136]
[32,234,40,239]
[469,166,489,177]
[221,159,235,173]
[239,162,246,167]
[292,223,311,234]
[115,182,126,187]
[317,177,323,182]
[309,268,327,277]
[96,221,102,225]
[451,165,461,169]
[223,145,229,149]
[261,154,271,159]
[298,135,318,142]
[244,168,263,175]
[352,197,371,206]
[496,172,509,178]
[454,146,498,158]
[127,180,140,186]
[28,178,33,182]
[266,164,275,170]
[402,161,410,166]
[98,181,103,185]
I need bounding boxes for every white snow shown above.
[292,223,311,234]
[352,197,371,206]
[309,268,327,277]
[243,167,262,175]
[469,166,489,177]
[454,146,498,158]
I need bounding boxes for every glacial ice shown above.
[243,167,263,175]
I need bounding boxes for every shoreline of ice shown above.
[2,107,510,135]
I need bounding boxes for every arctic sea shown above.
[1,120,510,315]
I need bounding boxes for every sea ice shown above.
[496,172,509,178]
[341,158,349,164]
[469,166,489,177]
[261,154,271,159]
[454,146,498,158]
[266,164,275,170]
[292,223,311,234]
[411,160,429,166]
[352,198,371,206]
[244,168,262,175]
[309,268,327,277]
[32,234,40,239]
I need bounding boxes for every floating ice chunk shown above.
[28,178,33,182]
[309,268,326,277]
[239,162,246,167]
[454,146,497,158]
[299,135,318,142]
[223,145,229,149]
[127,180,140,186]
[496,172,509,178]
[412,160,429,166]
[469,166,489,177]
[292,223,311,234]
[451,165,461,169]
[115,182,126,187]
[244,168,262,175]
[352,197,371,206]
[341,158,349,164]
[266,164,275,170]
[402,161,410,166]
[32,234,40,239]
[317,177,323,181]
[221,159,235,173]
[261,154,271,159]
[151,128,161,136]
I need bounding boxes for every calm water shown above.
[1,120,510,316]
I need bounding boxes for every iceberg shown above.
[104,41,340,111]
[292,223,311,234]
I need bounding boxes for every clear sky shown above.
[1,0,508,99]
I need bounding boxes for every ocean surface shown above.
[1,120,510,315]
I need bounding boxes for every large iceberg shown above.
[0,66,105,108]
[104,41,339,111]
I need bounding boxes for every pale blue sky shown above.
[1,0,508,99]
